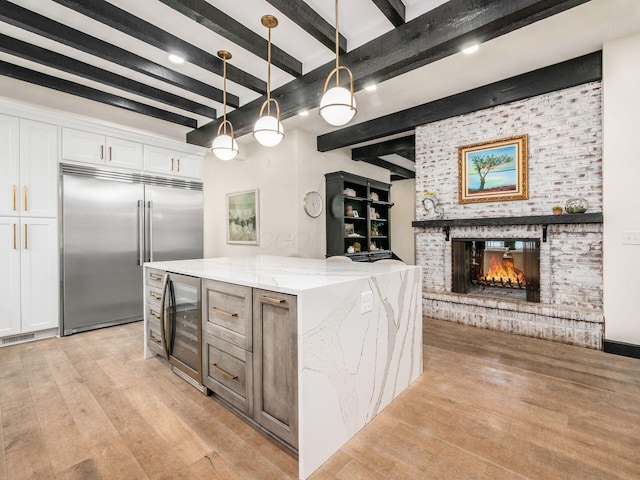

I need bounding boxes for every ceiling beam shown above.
[371,0,406,27]
[352,135,415,162]
[158,0,303,78]
[49,0,266,94]
[0,0,239,108]
[0,34,216,119]
[0,61,198,127]
[186,0,591,147]
[265,0,347,54]
[355,156,415,179]
[318,51,602,151]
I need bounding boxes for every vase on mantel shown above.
[565,198,589,214]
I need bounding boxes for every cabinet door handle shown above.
[211,363,238,380]
[108,146,112,162]
[12,184,16,211]
[177,158,180,172]
[149,334,162,345]
[259,295,285,305]
[149,291,162,300]
[24,224,28,250]
[23,185,27,211]
[210,306,238,317]
[171,158,174,171]
[150,310,161,320]
[13,223,17,250]
[100,145,104,160]
[149,273,163,282]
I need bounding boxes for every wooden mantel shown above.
[412,212,603,242]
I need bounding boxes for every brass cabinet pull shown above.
[149,273,163,281]
[259,295,285,305]
[149,291,162,300]
[149,334,162,345]
[108,146,112,162]
[211,363,238,380]
[100,145,104,160]
[13,224,16,250]
[12,184,16,211]
[150,310,161,320]
[210,306,238,317]
[177,158,181,172]
[23,185,27,211]
[171,158,174,171]
[24,224,27,249]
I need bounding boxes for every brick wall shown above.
[415,82,604,349]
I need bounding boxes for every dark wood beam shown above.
[371,0,405,27]
[352,135,415,162]
[265,0,347,54]
[158,0,302,78]
[0,0,239,108]
[319,51,602,151]
[0,61,197,127]
[49,0,266,94]
[356,156,415,179]
[0,34,216,119]
[187,0,591,147]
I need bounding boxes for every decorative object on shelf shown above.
[552,205,563,215]
[227,189,259,244]
[253,15,284,147]
[564,198,589,214]
[344,223,355,236]
[422,192,444,219]
[370,207,376,218]
[353,241,361,253]
[343,187,356,197]
[345,205,353,217]
[352,210,359,218]
[369,191,379,201]
[458,134,528,204]
[370,242,378,251]
[303,191,323,218]
[211,51,239,161]
[319,0,356,126]
[347,245,355,254]
[371,221,382,237]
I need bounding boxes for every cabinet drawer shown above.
[147,286,163,307]
[147,315,164,356]
[147,268,165,289]
[203,333,252,415]
[202,279,252,350]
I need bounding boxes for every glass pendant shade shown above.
[254,115,284,147]
[211,133,238,161]
[319,86,357,126]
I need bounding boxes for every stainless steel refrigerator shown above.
[60,164,203,335]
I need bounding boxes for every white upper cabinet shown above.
[0,116,57,218]
[143,145,203,180]
[0,114,20,217]
[62,128,143,170]
[19,119,58,218]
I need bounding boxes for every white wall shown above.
[390,178,416,265]
[204,128,389,259]
[603,32,640,345]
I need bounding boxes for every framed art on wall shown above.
[227,189,259,245]
[458,134,528,204]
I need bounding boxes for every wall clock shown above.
[303,191,323,218]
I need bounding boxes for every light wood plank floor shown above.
[1,318,638,479]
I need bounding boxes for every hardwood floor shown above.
[1,318,638,479]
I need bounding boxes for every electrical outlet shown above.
[360,290,373,314]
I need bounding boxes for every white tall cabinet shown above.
[0,114,58,341]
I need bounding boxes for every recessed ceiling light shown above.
[462,44,479,55]
[299,110,309,116]
[365,84,377,92]
[168,54,185,64]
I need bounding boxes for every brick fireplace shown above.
[413,82,604,349]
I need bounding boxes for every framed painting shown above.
[227,189,259,245]
[458,134,528,204]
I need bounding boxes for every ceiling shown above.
[1,0,639,178]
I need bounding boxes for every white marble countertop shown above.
[144,255,415,294]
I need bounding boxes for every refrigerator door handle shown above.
[159,273,170,360]
[137,200,144,265]
[147,201,154,262]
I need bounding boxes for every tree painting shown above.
[471,153,514,191]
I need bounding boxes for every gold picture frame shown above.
[458,134,528,204]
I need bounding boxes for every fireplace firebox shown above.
[452,239,540,302]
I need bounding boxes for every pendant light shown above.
[319,0,356,127]
[253,15,284,147]
[211,50,239,161]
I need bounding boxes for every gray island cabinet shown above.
[143,256,422,479]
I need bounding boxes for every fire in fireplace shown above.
[452,239,540,302]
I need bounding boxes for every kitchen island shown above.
[143,256,422,479]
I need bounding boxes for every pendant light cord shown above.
[335,0,340,86]
[267,24,272,116]
[222,56,227,134]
